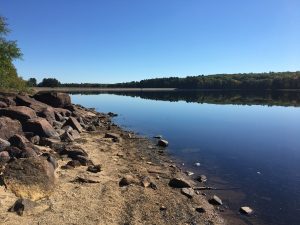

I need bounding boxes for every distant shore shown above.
[34,87,300,93]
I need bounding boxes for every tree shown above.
[0,16,26,91]
[38,78,61,87]
[27,78,37,87]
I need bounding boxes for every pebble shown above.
[195,162,201,167]
[240,206,253,215]
[181,188,195,198]
[185,171,194,176]
[208,195,223,205]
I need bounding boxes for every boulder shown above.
[209,195,223,205]
[63,117,83,133]
[6,147,23,158]
[0,106,37,122]
[38,107,56,125]
[70,129,81,139]
[0,96,16,106]
[39,138,64,151]
[8,134,29,149]
[0,138,10,151]
[54,111,64,122]
[169,178,192,188]
[54,108,71,117]
[34,92,71,108]
[15,95,51,114]
[105,132,121,142]
[24,117,59,138]
[0,116,23,140]
[60,131,75,142]
[60,145,88,159]
[3,157,56,200]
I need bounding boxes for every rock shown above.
[33,92,71,108]
[72,175,101,183]
[87,164,101,173]
[0,101,8,108]
[197,175,207,183]
[105,132,120,139]
[8,198,49,216]
[153,135,162,139]
[186,171,194,176]
[65,160,81,168]
[0,138,10,151]
[0,116,23,140]
[0,96,16,106]
[20,147,38,158]
[62,125,73,133]
[6,146,22,158]
[108,112,118,117]
[54,111,64,121]
[141,176,151,187]
[75,155,92,166]
[41,153,58,169]
[158,139,168,147]
[0,151,10,164]
[63,117,83,133]
[195,162,201,167]
[60,131,75,142]
[70,129,81,139]
[52,120,63,129]
[3,157,56,200]
[119,175,138,187]
[209,195,223,205]
[195,207,206,213]
[60,145,88,159]
[29,135,40,145]
[8,134,29,149]
[38,107,56,124]
[181,188,195,198]
[39,138,64,150]
[54,108,71,117]
[86,124,97,131]
[169,178,192,188]
[24,117,59,138]
[0,106,37,122]
[160,206,167,211]
[240,206,253,215]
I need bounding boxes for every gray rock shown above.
[209,195,223,205]
[181,188,195,198]
[197,175,207,183]
[158,139,168,147]
[169,178,192,188]
[87,164,101,173]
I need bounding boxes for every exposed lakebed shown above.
[72,91,300,225]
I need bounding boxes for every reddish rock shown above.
[24,118,59,138]
[0,151,10,164]
[33,92,71,108]
[8,134,29,149]
[38,107,56,125]
[0,117,23,140]
[0,106,37,122]
[63,117,83,133]
[54,108,71,117]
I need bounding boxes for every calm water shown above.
[71,91,300,225]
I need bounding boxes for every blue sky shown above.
[1,0,299,83]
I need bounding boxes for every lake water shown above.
[71,91,300,225]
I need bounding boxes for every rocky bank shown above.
[0,91,235,225]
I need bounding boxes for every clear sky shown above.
[1,0,299,83]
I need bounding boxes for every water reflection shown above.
[70,90,300,107]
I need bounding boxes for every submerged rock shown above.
[240,206,253,215]
[209,195,223,205]
[158,139,168,147]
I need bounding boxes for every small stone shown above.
[240,206,253,215]
[119,175,138,187]
[160,206,167,211]
[195,162,201,167]
[8,198,48,216]
[195,207,206,213]
[158,139,168,147]
[209,195,223,205]
[141,176,151,187]
[181,188,194,198]
[186,171,194,176]
[87,164,101,173]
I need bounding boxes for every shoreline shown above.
[0,92,247,224]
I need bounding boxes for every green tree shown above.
[27,77,37,87]
[0,16,26,91]
[38,78,61,87]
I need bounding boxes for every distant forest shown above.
[34,71,300,90]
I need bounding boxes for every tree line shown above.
[33,71,300,90]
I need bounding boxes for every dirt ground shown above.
[0,124,246,225]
